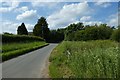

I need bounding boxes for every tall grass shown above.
[2,41,45,53]
[49,40,119,78]
[2,41,48,61]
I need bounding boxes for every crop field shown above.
[2,41,48,61]
[49,40,119,78]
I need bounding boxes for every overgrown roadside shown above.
[49,40,119,78]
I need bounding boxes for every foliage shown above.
[2,34,44,43]
[48,29,65,43]
[111,28,120,42]
[2,41,48,61]
[65,22,84,40]
[4,32,13,35]
[33,17,50,41]
[65,23,113,41]
[49,40,118,78]
[98,24,113,39]
[17,23,28,35]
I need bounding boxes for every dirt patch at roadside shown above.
[40,57,50,78]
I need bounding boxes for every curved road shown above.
[2,44,58,78]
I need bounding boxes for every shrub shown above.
[111,28,120,42]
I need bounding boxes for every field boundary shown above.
[2,43,49,62]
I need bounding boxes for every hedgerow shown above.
[2,34,44,43]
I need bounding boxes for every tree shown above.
[33,17,50,41]
[65,23,114,41]
[47,28,65,43]
[98,24,113,39]
[65,22,84,40]
[17,23,28,35]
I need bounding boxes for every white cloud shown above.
[80,16,91,21]
[15,6,28,13]
[25,24,34,32]
[107,13,118,27]
[65,20,103,27]
[83,21,103,26]
[16,10,38,21]
[32,2,59,8]
[0,0,20,13]
[95,2,111,8]
[0,21,2,34]
[2,21,20,34]
[47,2,92,29]
[2,21,34,34]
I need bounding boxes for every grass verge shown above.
[2,41,49,61]
[49,40,119,78]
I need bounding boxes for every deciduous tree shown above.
[33,17,50,41]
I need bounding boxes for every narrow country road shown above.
[2,44,58,78]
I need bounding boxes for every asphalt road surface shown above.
[2,44,58,78]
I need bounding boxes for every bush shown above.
[98,25,113,39]
[111,28,120,42]
[74,30,86,41]
[65,32,75,41]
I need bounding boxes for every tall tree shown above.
[17,23,28,35]
[65,22,84,40]
[33,17,50,41]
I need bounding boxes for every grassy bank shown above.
[49,40,119,78]
[2,41,48,61]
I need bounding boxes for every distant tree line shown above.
[48,29,64,43]
[16,17,120,42]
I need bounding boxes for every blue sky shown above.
[0,1,118,34]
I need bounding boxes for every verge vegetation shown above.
[49,40,119,78]
[1,34,48,61]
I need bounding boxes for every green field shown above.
[49,40,119,78]
[2,41,48,61]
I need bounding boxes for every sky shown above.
[0,0,119,34]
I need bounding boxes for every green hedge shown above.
[2,34,44,43]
